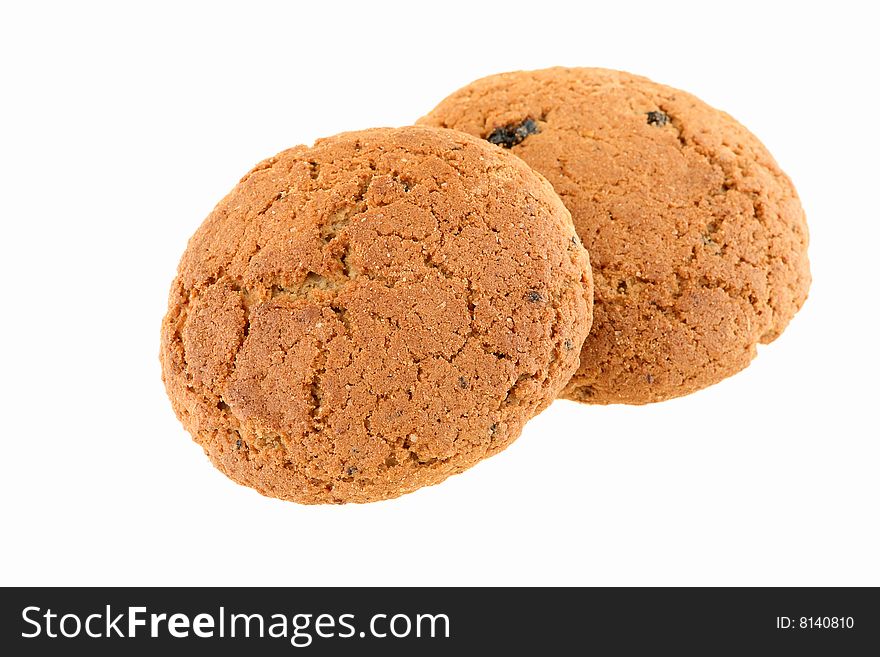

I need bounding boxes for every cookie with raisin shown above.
[419,68,810,404]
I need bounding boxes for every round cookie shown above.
[419,67,811,404]
[160,126,593,504]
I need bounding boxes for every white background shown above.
[1,0,878,586]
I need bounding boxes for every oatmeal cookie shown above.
[419,68,810,404]
[160,126,593,503]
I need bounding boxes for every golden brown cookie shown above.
[160,126,593,503]
[419,68,811,404]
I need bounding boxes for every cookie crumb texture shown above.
[419,68,811,404]
[160,126,593,503]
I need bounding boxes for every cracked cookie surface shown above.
[160,126,593,503]
[419,68,811,404]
